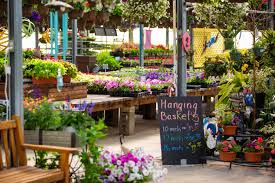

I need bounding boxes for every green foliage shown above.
[112,4,122,16]
[0,51,5,58]
[23,59,66,79]
[23,49,34,59]
[77,119,107,183]
[96,51,121,71]
[195,0,246,39]
[34,151,59,170]
[204,56,228,77]
[260,122,275,149]
[61,111,94,131]
[216,70,249,108]
[0,58,5,80]
[258,30,275,68]
[22,18,35,38]
[24,101,62,130]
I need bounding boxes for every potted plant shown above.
[60,61,78,83]
[23,59,66,85]
[194,0,246,50]
[216,140,241,161]
[219,111,239,136]
[243,137,264,163]
[68,0,85,19]
[271,149,275,168]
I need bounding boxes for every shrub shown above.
[60,61,78,78]
[96,52,121,71]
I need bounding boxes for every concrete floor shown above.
[98,115,275,183]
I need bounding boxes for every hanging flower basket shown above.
[23,4,33,17]
[224,38,234,50]
[223,125,238,136]
[27,0,39,4]
[37,4,49,17]
[69,9,84,19]
[96,11,110,25]
[219,151,237,162]
[0,17,7,27]
[244,152,263,163]
[0,2,7,12]
[87,10,97,23]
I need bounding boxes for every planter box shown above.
[24,130,80,147]
[76,55,96,73]
[0,82,88,101]
[32,77,57,85]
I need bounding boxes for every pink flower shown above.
[271,149,275,154]
[257,137,263,143]
[255,145,261,150]
[223,147,229,152]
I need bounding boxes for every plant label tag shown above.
[103,64,108,70]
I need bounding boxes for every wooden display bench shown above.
[70,87,220,136]
[0,82,88,101]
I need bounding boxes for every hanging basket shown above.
[38,5,49,17]
[69,9,84,19]
[0,17,7,27]
[27,0,39,4]
[87,10,97,23]
[96,11,110,25]
[23,4,33,18]
[224,38,234,50]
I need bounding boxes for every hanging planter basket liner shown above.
[23,5,33,18]
[38,5,49,18]
[27,0,40,4]
[110,15,121,27]
[87,11,97,23]
[69,9,84,19]
[96,11,110,26]
[0,2,7,16]
[0,17,7,27]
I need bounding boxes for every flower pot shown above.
[63,76,71,83]
[244,152,263,163]
[23,4,33,17]
[224,38,234,50]
[223,125,237,136]
[32,77,57,85]
[219,151,237,162]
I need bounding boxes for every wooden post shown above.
[142,103,156,120]
[120,106,135,136]
[105,109,119,127]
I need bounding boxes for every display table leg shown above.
[120,106,135,136]
[105,109,119,127]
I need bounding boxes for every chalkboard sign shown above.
[158,96,205,165]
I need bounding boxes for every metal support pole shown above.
[177,0,187,96]
[166,28,169,48]
[269,0,274,29]
[8,0,24,120]
[139,24,144,67]
[72,19,77,64]
[35,26,39,49]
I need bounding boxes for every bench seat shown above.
[0,166,64,183]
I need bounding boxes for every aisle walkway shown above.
[98,115,275,183]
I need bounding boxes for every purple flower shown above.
[31,11,41,22]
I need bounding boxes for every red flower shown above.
[271,149,275,154]
[257,137,263,143]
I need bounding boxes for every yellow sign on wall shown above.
[193,28,224,68]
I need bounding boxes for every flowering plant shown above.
[216,140,241,153]
[243,137,264,153]
[271,149,275,154]
[99,148,168,182]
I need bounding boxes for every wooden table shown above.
[70,87,220,135]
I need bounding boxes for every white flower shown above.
[133,166,139,173]
[123,166,129,174]
[116,160,122,166]
[108,175,115,182]
[142,168,149,176]
[128,160,135,168]
[127,173,136,182]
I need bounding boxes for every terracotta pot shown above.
[223,125,237,136]
[219,151,237,162]
[38,5,49,17]
[244,152,263,163]
[63,76,71,83]
[32,77,57,85]
[23,5,33,17]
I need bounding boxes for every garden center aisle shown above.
[98,115,275,183]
